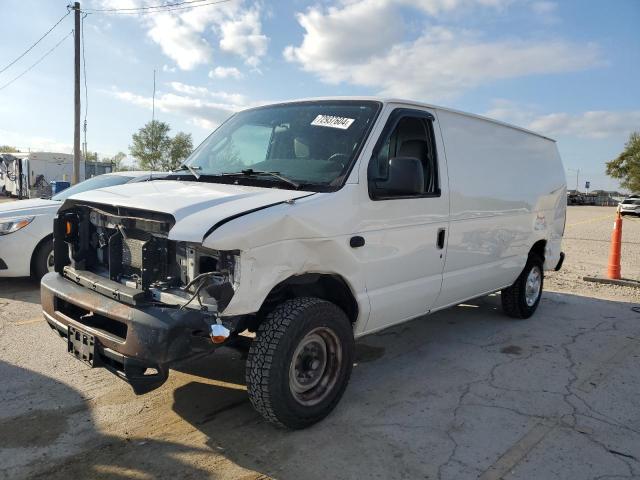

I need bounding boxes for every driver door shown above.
[356,107,450,333]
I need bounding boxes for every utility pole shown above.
[567,168,580,192]
[152,68,156,124]
[73,2,81,184]
[151,69,156,165]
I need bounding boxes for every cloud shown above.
[0,129,73,153]
[486,100,640,139]
[168,81,247,104]
[284,0,599,100]
[146,12,214,70]
[107,82,252,130]
[530,1,559,24]
[219,8,269,67]
[209,66,244,79]
[96,1,269,70]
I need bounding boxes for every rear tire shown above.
[501,253,544,319]
[246,297,354,429]
[33,239,54,281]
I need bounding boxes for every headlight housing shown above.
[0,216,34,235]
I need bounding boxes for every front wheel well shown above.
[529,239,546,261]
[256,273,359,328]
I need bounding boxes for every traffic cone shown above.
[607,210,623,280]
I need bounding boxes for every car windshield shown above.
[182,101,380,189]
[52,174,135,201]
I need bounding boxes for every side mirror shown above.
[374,157,424,196]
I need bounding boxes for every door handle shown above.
[436,228,446,249]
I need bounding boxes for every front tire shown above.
[33,239,54,281]
[246,297,354,429]
[501,253,544,319]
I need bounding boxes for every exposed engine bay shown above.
[53,201,239,314]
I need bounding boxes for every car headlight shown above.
[0,216,34,235]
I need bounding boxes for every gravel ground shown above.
[0,205,638,480]
[546,206,640,303]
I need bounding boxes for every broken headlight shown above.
[150,244,240,312]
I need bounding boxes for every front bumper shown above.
[41,272,219,394]
[620,208,640,215]
[0,226,39,277]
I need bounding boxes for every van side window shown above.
[369,112,439,200]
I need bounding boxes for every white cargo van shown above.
[41,98,566,428]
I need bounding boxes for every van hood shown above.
[0,197,60,218]
[66,179,314,243]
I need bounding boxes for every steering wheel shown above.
[327,153,349,170]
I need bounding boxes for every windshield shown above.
[182,101,380,189]
[52,174,135,201]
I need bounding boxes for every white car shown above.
[619,196,640,216]
[41,98,566,429]
[0,171,163,279]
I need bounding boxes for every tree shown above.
[168,132,193,171]
[0,145,20,153]
[129,120,192,171]
[85,151,99,162]
[606,132,640,194]
[109,152,128,171]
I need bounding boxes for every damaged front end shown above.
[41,200,241,393]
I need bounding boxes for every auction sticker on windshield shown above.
[311,115,355,130]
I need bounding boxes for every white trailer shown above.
[0,152,111,197]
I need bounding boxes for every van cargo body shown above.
[41,97,566,428]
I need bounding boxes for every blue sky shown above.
[0,0,638,191]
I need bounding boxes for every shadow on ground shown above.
[0,361,217,480]
[0,277,40,304]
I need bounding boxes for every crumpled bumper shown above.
[41,272,217,394]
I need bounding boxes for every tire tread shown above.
[246,297,352,428]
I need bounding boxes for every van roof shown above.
[256,96,556,142]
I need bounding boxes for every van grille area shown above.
[55,297,128,341]
[57,203,176,291]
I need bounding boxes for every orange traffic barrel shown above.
[607,211,623,280]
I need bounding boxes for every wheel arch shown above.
[258,273,359,326]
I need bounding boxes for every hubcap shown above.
[46,250,55,273]
[289,327,342,406]
[525,265,542,307]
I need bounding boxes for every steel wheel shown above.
[289,327,342,406]
[46,250,55,273]
[525,265,542,307]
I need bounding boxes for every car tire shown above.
[33,238,54,281]
[501,253,544,319]
[246,297,354,429]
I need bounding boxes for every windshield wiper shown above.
[173,164,201,180]
[222,169,300,189]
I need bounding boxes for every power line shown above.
[0,30,74,92]
[83,0,211,12]
[83,0,232,15]
[0,10,71,76]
